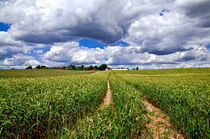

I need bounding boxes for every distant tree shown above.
[36,65,41,69]
[99,64,107,70]
[89,65,93,70]
[72,65,76,70]
[86,65,93,70]
[26,66,32,69]
[41,65,47,69]
[94,66,98,70]
[68,64,73,70]
[80,65,84,70]
[136,67,139,70]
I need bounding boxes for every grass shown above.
[70,73,147,138]
[0,68,209,138]
[0,72,107,138]
[117,67,210,75]
[115,68,210,138]
[0,69,91,78]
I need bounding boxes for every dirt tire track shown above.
[89,78,112,123]
[100,79,112,107]
[143,100,184,139]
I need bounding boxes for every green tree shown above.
[72,65,76,70]
[36,65,41,69]
[99,64,107,70]
[89,65,93,70]
[26,66,32,69]
[80,65,84,70]
[136,67,139,70]
[94,66,98,70]
[87,65,93,70]
[68,64,73,70]
[41,66,47,69]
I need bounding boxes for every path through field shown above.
[89,78,112,124]
[144,100,184,139]
[100,79,112,106]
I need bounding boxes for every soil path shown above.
[92,71,100,74]
[144,100,184,139]
[100,79,112,107]
[53,71,97,77]
[89,79,112,123]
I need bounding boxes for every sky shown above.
[0,0,210,69]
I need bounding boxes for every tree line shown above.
[26,64,108,70]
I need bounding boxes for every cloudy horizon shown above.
[0,0,210,69]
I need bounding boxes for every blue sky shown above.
[28,46,51,56]
[0,22,11,31]
[79,38,129,49]
[0,0,210,69]
[206,44,210,49]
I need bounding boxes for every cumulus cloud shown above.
[0,54,40,69]
[0,32,32,60]
[125,8,210,55]
[0,0,209,69]
[42,41,210,68]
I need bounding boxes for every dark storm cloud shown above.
[14,21,127,44]
[176,0,210,27]
[177,55,196,62]
[16,32,75,44]
[69,24,124,44]
[180,1,210,17]
[0,0,144,44]
[142,47,192,55]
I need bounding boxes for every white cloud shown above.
[42,41,210,68]
[0,54,40,67]
[125,9,210,55]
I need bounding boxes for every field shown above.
[114,68,210,138]
[0,69,91,78]
[0,68,209,138]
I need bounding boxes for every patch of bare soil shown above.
[100,79,112,107]
[53,71,96,77]
[143,100,184,139]
[92,71,100,74]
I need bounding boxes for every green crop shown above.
[0,69,91,78]
[0,72,107,138]
[71,73,147,138]
[0,68,209,138]
[115,68,210,138]
[110,73,147,137]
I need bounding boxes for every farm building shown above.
[112,68,128,70]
